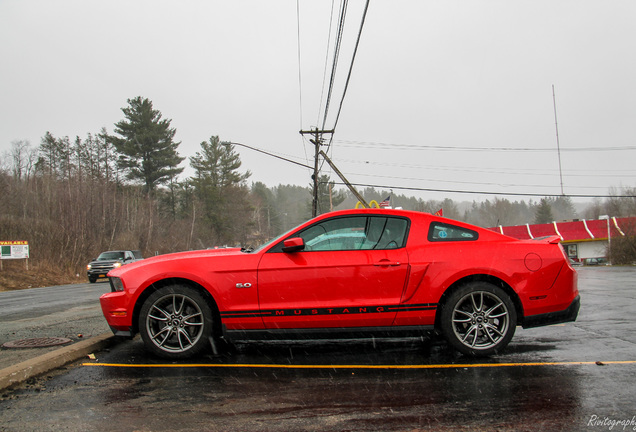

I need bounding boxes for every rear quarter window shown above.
[428,222,479,242]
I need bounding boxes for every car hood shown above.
[89,259,123,265]
[107,248,245,276]
[148,248,244,261]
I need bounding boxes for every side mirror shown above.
[282,237,305,253]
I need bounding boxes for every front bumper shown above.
[100,290,135,336]
[522,295,580,328]
[88,270,111,279]
[109,326,134,338]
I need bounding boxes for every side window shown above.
[294,216,409,252]
[302,217,367,251]
[428,222,478,242]
[372,217,408,250]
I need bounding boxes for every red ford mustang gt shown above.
[100,208,580,359]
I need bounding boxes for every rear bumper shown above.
[522,295,580,328]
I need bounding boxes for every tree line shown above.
[1,96,635,276]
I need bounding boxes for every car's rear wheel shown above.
[138,285,214,359]
[440,282,517,356]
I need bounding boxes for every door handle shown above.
[374,259,401,267]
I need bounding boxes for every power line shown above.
[320,0,370,174]
[343,171,618,191]
[228,137,634,188]
[321,0,348,131]
[329,0,370,135]
[333,157,636,177]
[316,0,337,128]
[334,182,636,199]
[336,140,636,152]
[228,141,312,170]
[224,141,633,198]
[294,4,632,204]
[295,0,304,131]
[295,0,312,169]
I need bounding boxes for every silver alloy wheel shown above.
[451,290,510,351]
[145,293,205,353]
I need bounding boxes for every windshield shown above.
[97,252,125,261]
[249,221,308,253]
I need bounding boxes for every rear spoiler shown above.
[532,235,562,244]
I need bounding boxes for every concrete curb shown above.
[0,332,115,391]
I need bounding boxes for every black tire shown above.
[440,282,517,356]
[88,277,97,284]
[138,285,214,359]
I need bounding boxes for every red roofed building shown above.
[488,216,635,263]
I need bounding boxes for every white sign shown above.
[0,241,30,259]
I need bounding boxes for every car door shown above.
[257,215,410,329]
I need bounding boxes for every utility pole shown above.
[319,150,369,209]
[299,128,334,217]
[299,128,370,217]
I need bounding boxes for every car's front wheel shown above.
[138,285,214,359]
[440,282,517,356]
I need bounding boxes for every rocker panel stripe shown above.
[220,303,437,319]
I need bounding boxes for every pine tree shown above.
[535,198,555,224]
[190,136,250,191]
[313,175,346,215]
[37,132,61,177]
[110,97,184,192]
[189,136,252,243]
[551,196,577,220]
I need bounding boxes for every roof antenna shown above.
[552,85,565,195]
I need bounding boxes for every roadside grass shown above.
[0,260,82,291]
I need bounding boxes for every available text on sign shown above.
[0,241,30,260]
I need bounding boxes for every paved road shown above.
[0,282,109,320]
[0,281,111,369]
[1,267,636,431]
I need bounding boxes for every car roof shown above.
[313,208,512,241]
[315,208,421,218]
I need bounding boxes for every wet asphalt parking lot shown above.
[1,266,636,432]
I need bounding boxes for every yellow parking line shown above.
[82,360,636,369]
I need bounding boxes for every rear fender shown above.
[434,274,524,330]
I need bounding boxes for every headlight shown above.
[110,277,125,292]
[112,262,123,268]
[87,264,91,270]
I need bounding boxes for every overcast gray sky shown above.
[1,1,635,204]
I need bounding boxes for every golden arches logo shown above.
[355,200,380,209]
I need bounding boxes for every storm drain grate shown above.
[2,337,72,349]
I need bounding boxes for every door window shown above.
[290,216,409,251]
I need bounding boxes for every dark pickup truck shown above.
[86,250,143,283]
